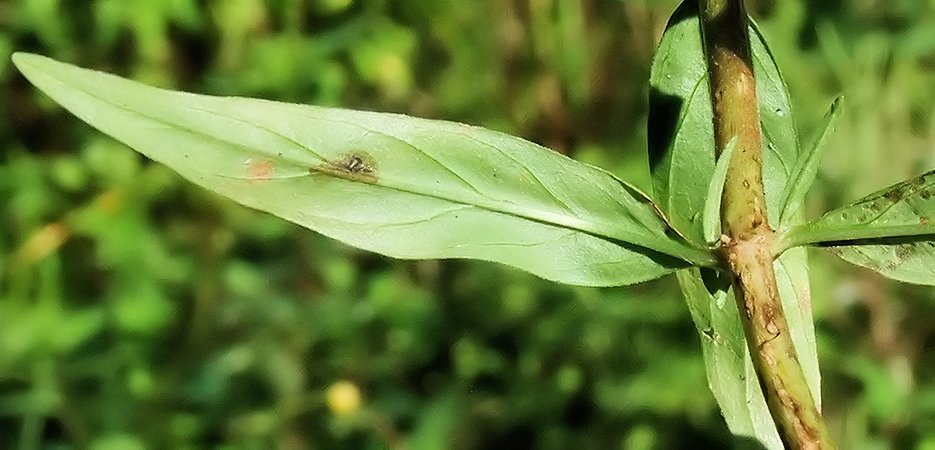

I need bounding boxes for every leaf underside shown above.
[677,269,781,450]
[799,169,935,285]
[648,2,820,448]
[12,52,702,287]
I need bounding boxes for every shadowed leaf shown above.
[648,3,799,245]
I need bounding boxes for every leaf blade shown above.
[778,97,843,227]
[12,52,708,287]
[676,269,784,449]
[703,137,737,245]
[781,169,935,285]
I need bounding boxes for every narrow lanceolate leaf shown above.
[677,269,783,450]
[12,53,714,287]
[778,97,843,227]
[779,170,935,285]
[703,138,737,245]
[649,2,819,448]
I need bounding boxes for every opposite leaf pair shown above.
[11,6,935,448]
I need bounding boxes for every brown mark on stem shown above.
[699,0,835,448]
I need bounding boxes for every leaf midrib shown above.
[19,54,710,265]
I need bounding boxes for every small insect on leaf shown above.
[311,151,378,183]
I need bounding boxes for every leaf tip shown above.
[10,53,60,87]
[830,95,844,112]
[11,52,42,73]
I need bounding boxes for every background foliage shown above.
[1,0,934,448]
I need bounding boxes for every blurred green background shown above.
[1,0,934,448]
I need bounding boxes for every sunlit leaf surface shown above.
[12,52,710,287]
[789,169,935,285]
[778,98,843,227]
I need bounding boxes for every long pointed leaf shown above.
[12,53,713,287]
[703,138,737,245]
[780,169,935,285]
[677,269,783,450]
[778,97,843,227]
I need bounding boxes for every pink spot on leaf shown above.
[245,159,274,181]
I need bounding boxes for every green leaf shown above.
[12,52,714,287]
[676,269,783,450]
[677,251,819,450]
[702,137,737,245]
[649,3,820,448]
[648,3,798,246]
[779,169,935,285]
[778,97,843,227]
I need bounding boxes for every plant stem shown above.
[776,223,935,256]
[698,1,835,449]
